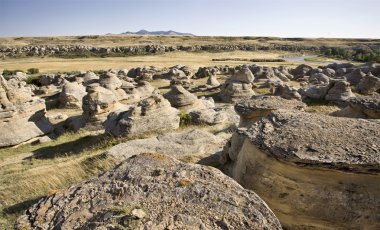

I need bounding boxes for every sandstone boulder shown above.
[333,94,380,119]
[325,80,355,101]
[222,109,380,229]
[108,129,225,163]
[16,153,282,230]
[59,81,86,109]
[357,73,380,94]
[234,96,306,127]
[105,94,180,137]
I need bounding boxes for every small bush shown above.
[25,75,41,86]
[179,111,192,127]
[27,68,39,74]
[2,69,23,76]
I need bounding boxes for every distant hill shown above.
[120,29,194,36]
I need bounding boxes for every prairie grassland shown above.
[1,35,378,48]
[0,131,121,228]
[0,50,328,74]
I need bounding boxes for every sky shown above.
[0,0,379,38]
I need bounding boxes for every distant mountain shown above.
[120,29,194,36]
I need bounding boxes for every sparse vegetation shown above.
[0,131,121,228]
[179,111,193,127]
[321,47,380,63]
[27,68,39,74]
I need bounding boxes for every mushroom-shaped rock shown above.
[231,67,255,83]
[99,72,122,90]
[234,96,306,127]
[309,73,330,85]
[82,83,119,120]
[219,80,255,103]
[222,110,380,229]
[325,79,355,101]
[105,94,180,137]
[16,153,282,230]
[164,85,198,107]
[206,75,221,87]
[59,81,87,109]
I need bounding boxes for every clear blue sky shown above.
[0,0,379,38]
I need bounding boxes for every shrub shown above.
[25,75,41,86]
[179,111,192,127]
[27,68,39,74]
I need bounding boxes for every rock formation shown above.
[59,81,86,109]
[105,94,180,137]
[219,67,256,103]
[234,96,306,127]
[16,153,282,230]
[108,129,225,163]
[0,75,53,147]
[222,109,380,229]
[357,73,380,94]
[333,94,380,119]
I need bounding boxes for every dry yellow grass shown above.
[1,35,378,48]
[0,131,119,228]
[0,50,305,73]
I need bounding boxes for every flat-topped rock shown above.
[234,96,306,126]
[241,110,380,169]
[108,129,225,163]
[333,94,380,119]
[16,153,282,230]
[222,109,380,229]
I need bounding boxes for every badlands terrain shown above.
[0,35,379,229]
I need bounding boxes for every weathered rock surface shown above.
[234,96,306,127]
[270,82,301,100]
[324,79,355,101]
[0,75,53,146]
[59,81,86,109]
[164,85,198,108]
[357,73,380,94]
[333,94,380,119]
[105,94,180,137]
[16,153,282,230]
[108,129,225,163]
[222,109,380,229]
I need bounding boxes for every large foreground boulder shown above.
[16,153,282,230]
[222,110,380,229]
[105,94,180,137]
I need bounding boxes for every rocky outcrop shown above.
[324,79,356,101]
[291,64,313,79]
[270,82,301,100]
[234,96,306,127]
[333,94,380,119]
[219,67,256,103]
[105,94,180,137]
[300,79,355,101]
[59,81,86,109]
[357,73,380,94]
[0,75,53,147]
[222,110,380,229]
[16,153,282,230]
[108,129,225,163]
